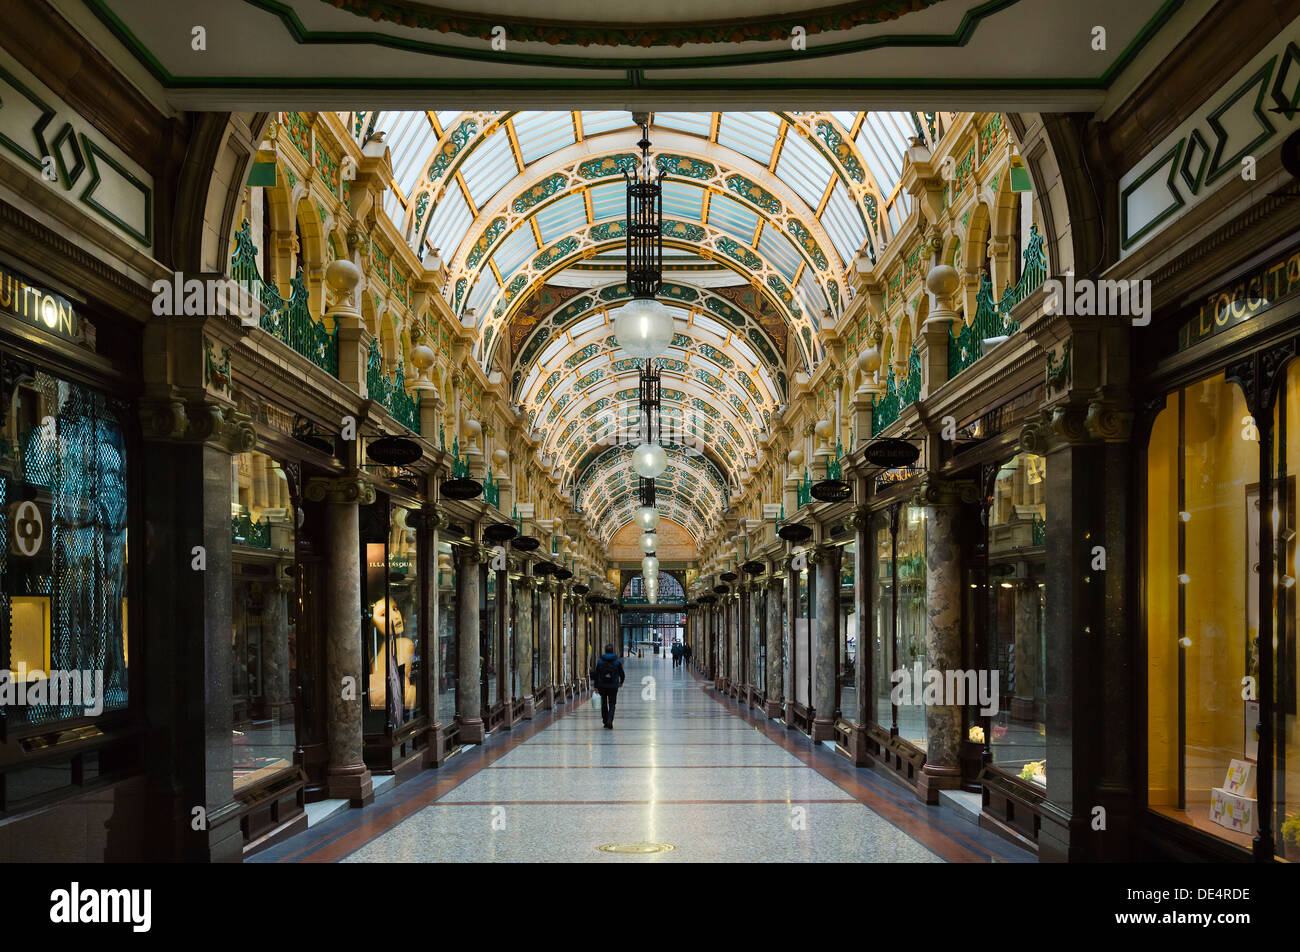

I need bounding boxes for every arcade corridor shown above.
[252,654,1023,863]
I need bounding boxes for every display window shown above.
[871,502,928,746]
[361,495,422,733]
[840,542,857,723]
[1146,363,1300,857]
[436,543,456,727]
[983,452,1048,783]
[1,364,129,727]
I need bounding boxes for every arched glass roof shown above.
[350,109,939,543]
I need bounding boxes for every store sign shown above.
[864,438,920,469]
[5,494,52,586]
[1178,245,1300,351]
[0,266,78,341]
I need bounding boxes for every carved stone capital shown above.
[140,399,256,455]
[1085,397,1134,443]
[304,476,376,506]
[517,574,540,592]
[914,476,978,508]
[845,504,872,532]
[419,505,451,531]
[1019,403,1097,455]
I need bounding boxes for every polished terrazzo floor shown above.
[253,655,1030,863]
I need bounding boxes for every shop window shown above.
[1145,368,1300,855]
[231,575,295,792]
[1,370,128,727]
[985,452,1047,783]
[870,503,928,746]
[436,544,456,727]
[840,542,857,722]
[362,498,421,732]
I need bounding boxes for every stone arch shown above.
[294,197,327,318]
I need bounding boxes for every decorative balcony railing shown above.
[230,221,339,376]
[797,468,812,509]
[483,469,499,508]
[827,439,844,480]
[948,225,1048,380]
[366,339,420,433]
[1032,514,1046,547]
[231,512,271,548]
[871,346,922,435]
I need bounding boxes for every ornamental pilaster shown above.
[305,475,376,506]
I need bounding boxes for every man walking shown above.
[592,644,625,729]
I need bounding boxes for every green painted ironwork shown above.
[947,224,1048,380]
[797,468,812,509]
[484,469,499,508]
[366,339,421,433]
[827,439,844,480]
[232,512,271,548]
[871,346,922,435]
[231,220,338,376]
[450,437,469,478]
[1032,514,1046,547]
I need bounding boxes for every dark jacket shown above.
[592,652,625,692]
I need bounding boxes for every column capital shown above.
[845,504,872,532]
[305,476,376,506]
[517,574,540,591]
[140,399,256,455]
[1019,404,1097,455]
[418,504,452,531]
[913,476,978,508]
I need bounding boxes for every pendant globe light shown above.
[639,532,658,554]
[613,116,672,360]
[635,505,660,532]
[642,555,659,576]
[632,441,667,479]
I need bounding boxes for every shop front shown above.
[1139,235,1300,862]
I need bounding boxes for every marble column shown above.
[518,576,536,717]
[537,578,554,709]
[730,593,740,688]
[784,558,797,728]
[765,575,784,718]
[455,545,486,743]
[750,582,762,693]
[260,574,293,718]
[916,478,972,804]
[421,505,446,765]
[812,544,840,742]
[305,475,376,805]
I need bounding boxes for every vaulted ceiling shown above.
[350,109,936,543]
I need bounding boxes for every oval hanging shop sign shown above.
[864,438,920,469]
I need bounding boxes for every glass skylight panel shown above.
[434,111,461,132]
[520,364,541,398]
[425,185,471,261]
[589,182,624,220]
[691,313,727,339]
[798,269,829,319]
[459,130,516,208]
[831,112,859,134]
[730,338,758,367]
[491,225,538,278]
[821,181,866,265]
[570,313,606,337]
[774,128,831,210]
[535,193,587,244]
[707,195,759,243]
[662,181,702,220]
[464,272,500,319]
[716,112,781,166]
[382,190,404,226]
[580,111,629,138]
[388,113,439,198]
[856,112,912,198]
[511,111,575,165]
[756,224,801,281]
[654,112,711,137]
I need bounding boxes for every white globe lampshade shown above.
[612,297,674,359]
[632,442,668,479]
[639,532,657,554]
[642,555,659,575]
[634,505,660,532]
[645,579,659,596]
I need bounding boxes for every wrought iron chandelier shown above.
[613,114,673,361]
